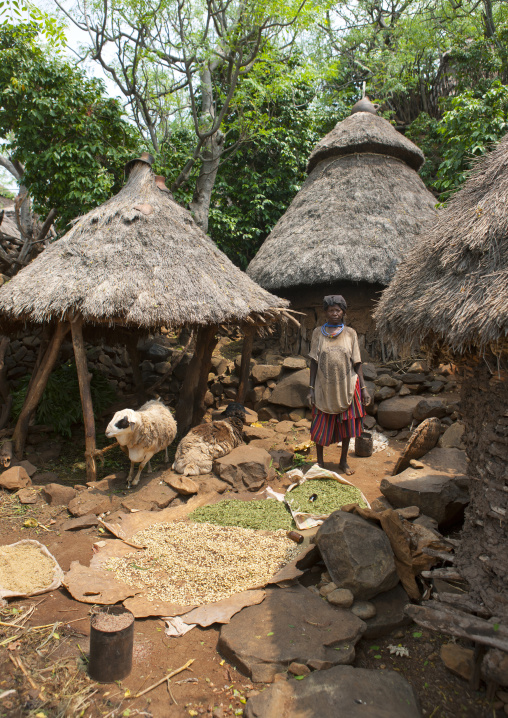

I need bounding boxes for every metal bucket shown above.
[88,606,134,683]
[355,432,373,457]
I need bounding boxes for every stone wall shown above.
[455,361,508,619]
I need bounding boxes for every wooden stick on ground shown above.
[405,603,508,651]
[8,654,41,696]
[131,659,195,699]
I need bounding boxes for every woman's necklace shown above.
[321,323,345,338]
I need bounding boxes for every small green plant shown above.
[291,452,307,468]
[12,361,117,437]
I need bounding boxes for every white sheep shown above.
[173,403,246,476]
[105,400,177,488]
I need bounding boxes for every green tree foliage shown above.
[321,0,508,201]
[156,75,351,267]
[0,24,140,230]
[207,88,349,267]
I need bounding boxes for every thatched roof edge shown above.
[0,163,290,332]
[374,133,508,356]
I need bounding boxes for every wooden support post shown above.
[70,315,97,482]
[0,336,11,430]
[12,322,69,458]
[26,326,51,397]
[236,325,255,403]
[126,334,144,393]
[176,324,218,432]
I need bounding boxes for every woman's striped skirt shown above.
[310,378,366,446]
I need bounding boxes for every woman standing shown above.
[308,295,371,475]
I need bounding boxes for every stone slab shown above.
[244,665,422,718]
[218,585,365,683]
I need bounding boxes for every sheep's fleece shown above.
[173,404,245,476]
[106,400,177,486]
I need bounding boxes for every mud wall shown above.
[278,281,386,359]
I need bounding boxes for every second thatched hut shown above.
[247,99,438,357]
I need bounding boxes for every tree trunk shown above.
[188,65,224,234]
[12,322,69,458]
[236,326,255,403]
[454,358,508,620]
[189,132,224,233]
[176,324,218,432]
[70,315,97,482]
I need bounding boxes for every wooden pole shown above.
[125,333,144,394]
[12,322,69,458]
[176,324,218,432]
[70,315,97,482]
[236,325,255,403]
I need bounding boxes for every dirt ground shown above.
[0,428,500,718]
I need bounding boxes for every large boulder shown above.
[121,481,177,511]
[213,445,275,491]
[0,465,31,490]
[413,398,447,422]
[282,357,307,371]
[269,368,310,408]
[251,364,282,384]
[377,396,421,430]
[244,665,422,718]
[218,585,365,683]
[399,372,427,384]
[243,425,276,442]
[42,483,77,506]
[380,448,469,527]
[314,511,399,600]
[362,363,377,381]
[438,421,465,449]
[68,490,121,517]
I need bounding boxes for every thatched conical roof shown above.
[307,110,424,173]
[0,162,288,330]
[375,133,508,355]
[247,110,437,292]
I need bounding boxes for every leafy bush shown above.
[12,362,117,437]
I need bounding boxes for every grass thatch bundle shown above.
[247,111,437,291]
[0,162,287,331]
[375,132,508,355]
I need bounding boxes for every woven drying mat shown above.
[392,418,441,476]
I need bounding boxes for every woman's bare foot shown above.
[338,462,355,476]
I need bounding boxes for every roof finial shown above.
[124,152,155,175]
[350,95,378,116]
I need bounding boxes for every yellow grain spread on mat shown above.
[105,520,300,605]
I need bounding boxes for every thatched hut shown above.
[247,99,438,357]
[375,134,508,619]
[0,154,290,479]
